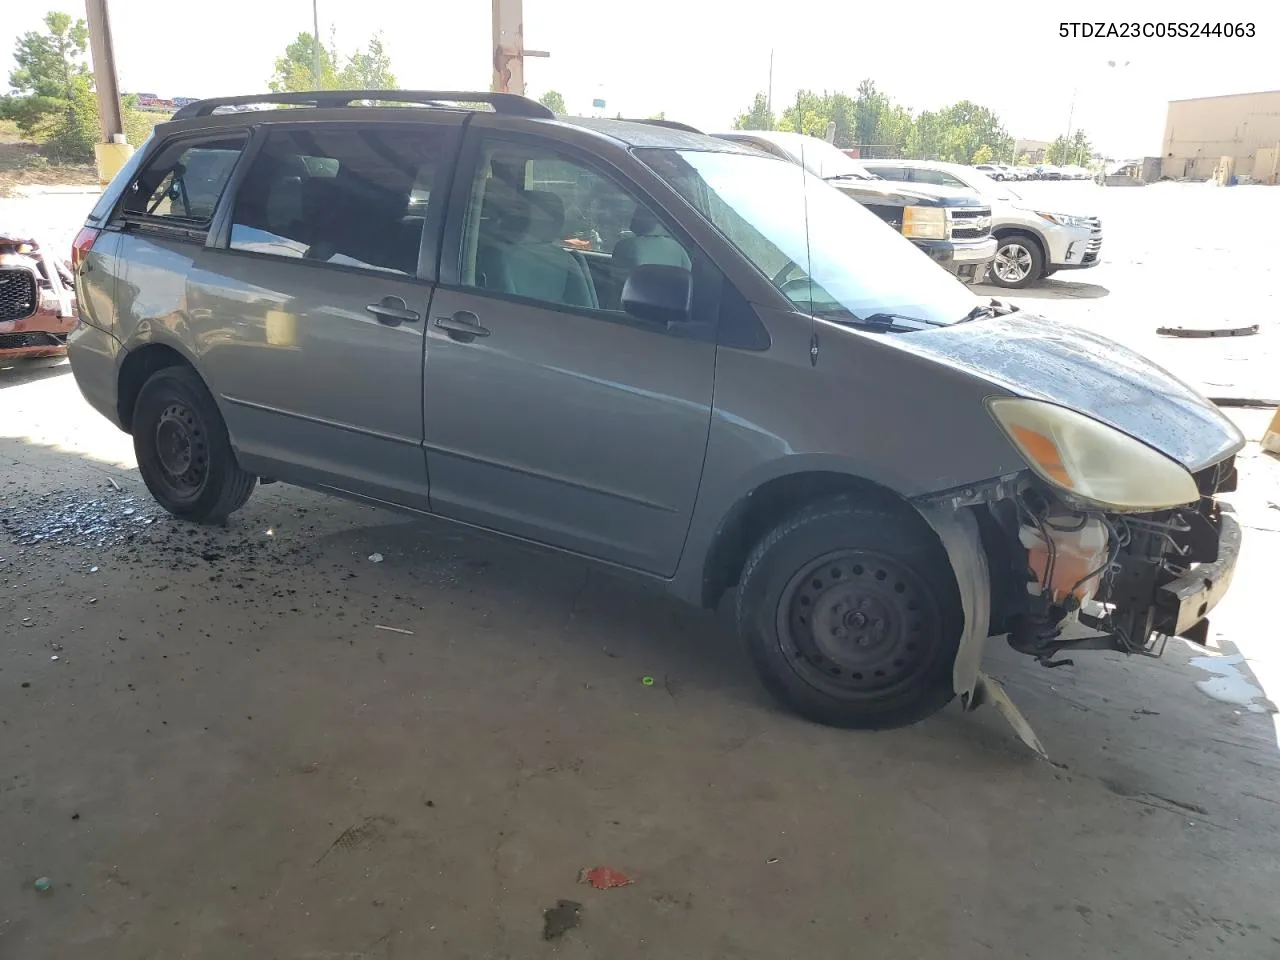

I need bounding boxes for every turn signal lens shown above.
[988,398,1200,511]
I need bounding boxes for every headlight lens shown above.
[1035,211,1088,228]
[901,206,947,240]
[988,398,1199,511]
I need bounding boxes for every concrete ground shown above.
[3,184,1280,959]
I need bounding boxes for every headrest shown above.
[479,180,530,243]
[522,190,566,243]
[630,204,663,237]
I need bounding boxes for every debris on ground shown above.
[107,477,121,492]
[1156,323,1258,338]
[368,553,384,563]
[375,625,414,636]
[641,676,654,686]
[33,877,51,892]
[542,899,582,940]
[579,866,633,889]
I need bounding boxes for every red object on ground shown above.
[579,866,632,889]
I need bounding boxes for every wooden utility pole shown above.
[84,0,133,184]
[491,0,548,96]
[85,0,123,142]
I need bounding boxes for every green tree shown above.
[777,89,832,138]
[0,12,97,161]
[1046,131,1092,166]
[337,33,397,90]
[732,92,774,131]
[538,90,567,114]
[269,32,340,92]
[972,144,994,165]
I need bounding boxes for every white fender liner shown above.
[914,503,1046,757]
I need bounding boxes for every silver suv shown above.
[862,159,1103,288]
[68,91,1242,738]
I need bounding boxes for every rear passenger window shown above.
[122,136,246,225]
[229,126,445,276]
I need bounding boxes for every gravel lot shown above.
[3,182,1280,959]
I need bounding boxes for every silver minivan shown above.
[67,91,1243,737]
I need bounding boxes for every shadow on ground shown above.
[0,355,71,387]
[976,279,1111,301]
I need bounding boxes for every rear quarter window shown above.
[120,135,247,225]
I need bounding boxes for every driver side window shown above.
[459,139,692,314]
[123,135,246,224]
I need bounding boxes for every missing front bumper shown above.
[1155,511,1241,641]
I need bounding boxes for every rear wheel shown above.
[132,365,256,522]
[990,234,1044,289]
[736,498,963,729]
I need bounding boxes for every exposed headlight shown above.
[1035,211,1090,228]
[901,206,947,240]
[988,398,1199,511]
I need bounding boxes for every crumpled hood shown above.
[885,312,1246,473]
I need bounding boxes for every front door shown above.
[189,122,458,510]
[423,132,717,575]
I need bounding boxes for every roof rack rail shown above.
[623,118,703,134]
[171,90,553,122]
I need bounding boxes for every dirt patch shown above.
[0,122,97,197]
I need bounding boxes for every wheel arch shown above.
[697,469,922,609]
[991,225,1047,261]
[116,340,198,432]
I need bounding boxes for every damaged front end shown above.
[986,457,1239,668]
[919,453,1240,742]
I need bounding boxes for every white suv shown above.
[862,159,1102,289]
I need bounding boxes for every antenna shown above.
[797,141,818,367]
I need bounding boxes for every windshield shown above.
[779,137,876,180]
[640,148,977,327]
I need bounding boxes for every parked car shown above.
[0,230,77,362]
[68,90,1243,737]
[861,159,1102,288]
[973,163,1005,180]
[714,131,996,284]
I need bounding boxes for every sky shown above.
[5,0,1279,159]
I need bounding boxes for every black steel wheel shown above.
[151,400,210,505]
[737,497,963,729]
[778,550,944,702]
[132,365,256,522]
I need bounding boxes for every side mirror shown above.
[621,264,692,325]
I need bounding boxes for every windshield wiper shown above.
[825,173,870,182]
[958,299,1020,324]
[958,304,995,323]
[821,311,945,332]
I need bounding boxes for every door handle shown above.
[366,296,420,326]
[434,310,490,342]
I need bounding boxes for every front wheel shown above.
[989,235,1044,289]
[736,498,963,729]
[132,365,256,522]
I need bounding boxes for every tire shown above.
[735,497,963,730]
[989,234,1044,289]
[132,365,256,522]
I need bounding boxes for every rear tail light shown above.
[71,226,101,272]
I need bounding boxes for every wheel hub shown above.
[994,243,1032,282]
[153,403,208,497]
[779,551,938,697]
